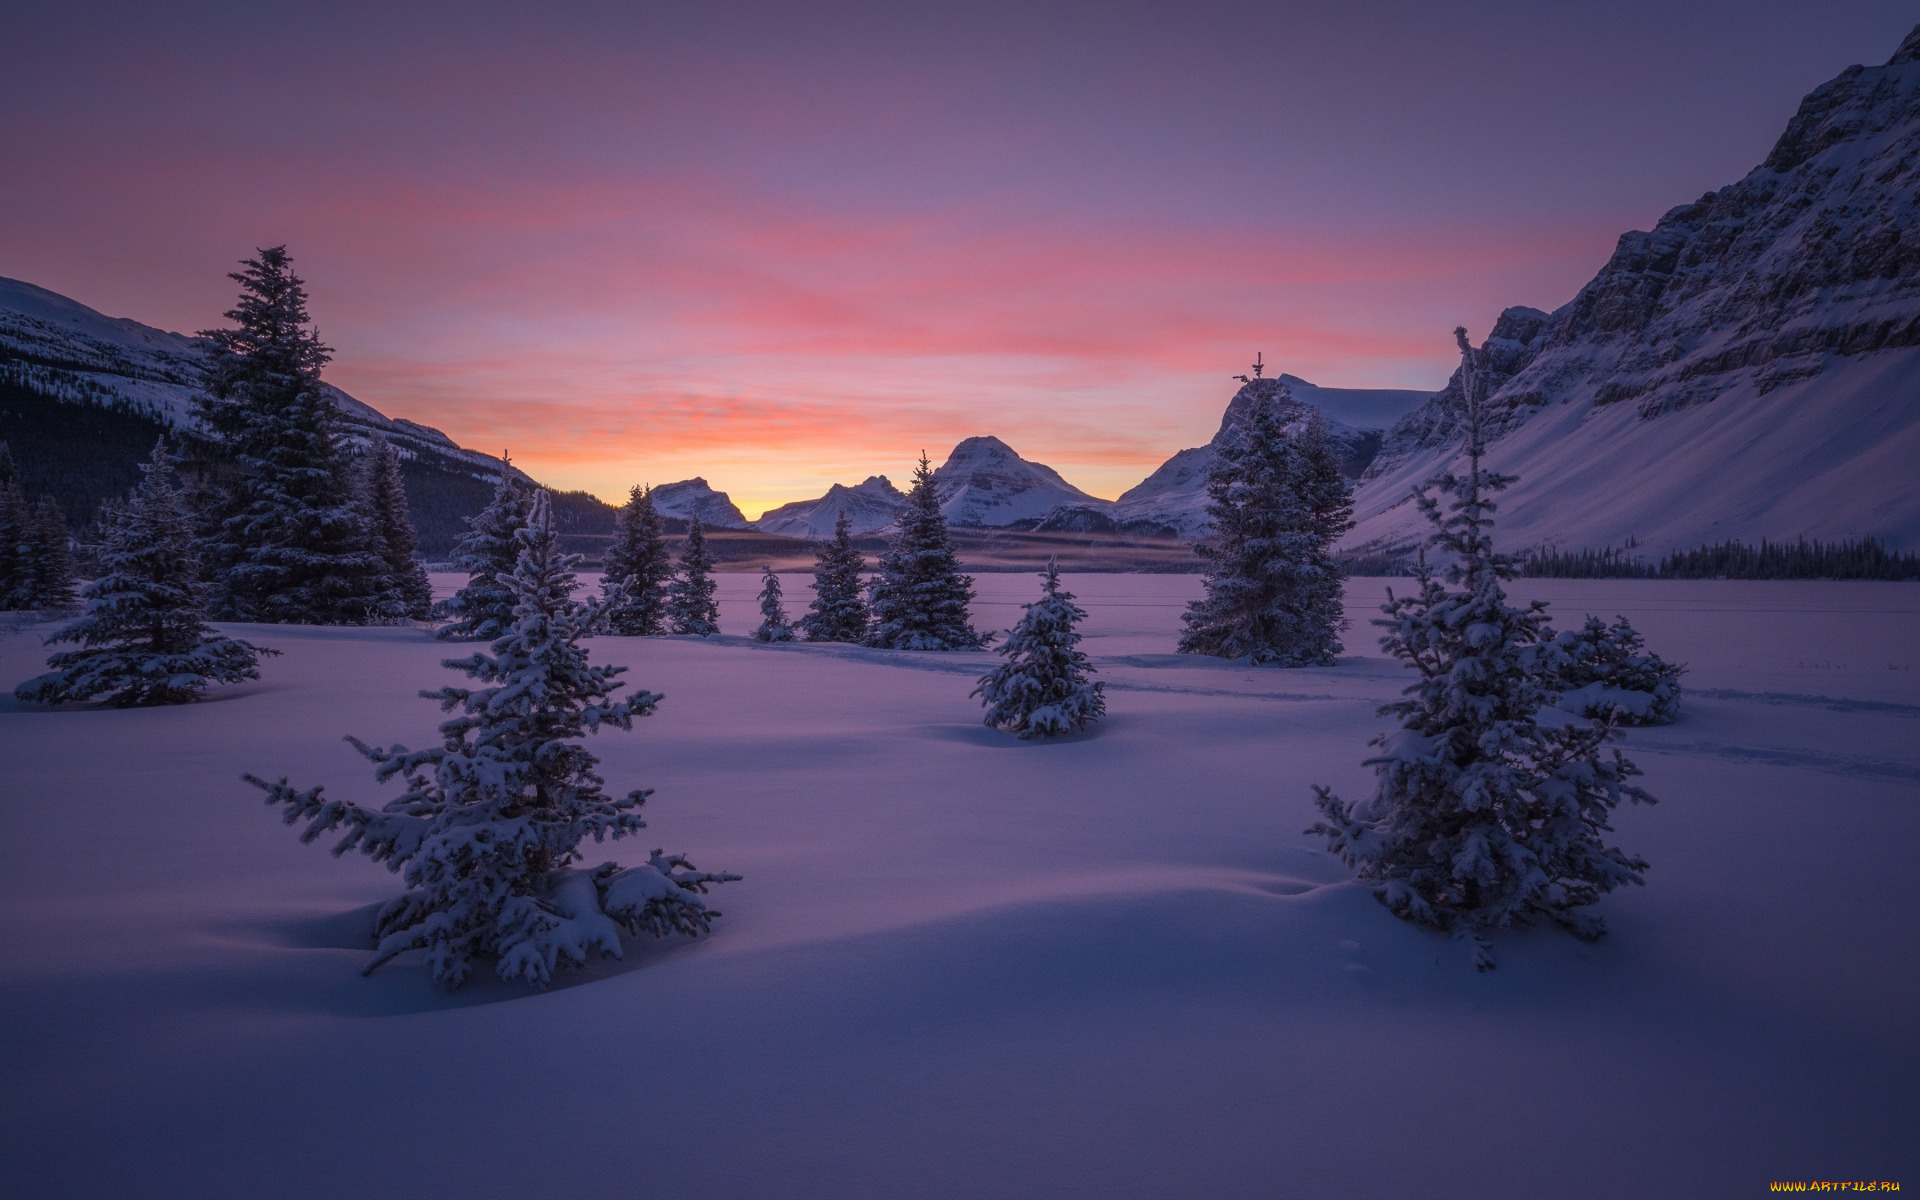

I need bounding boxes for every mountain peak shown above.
[932,437,1105,527]
[1891,23,1920,66]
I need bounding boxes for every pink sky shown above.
[4,2,1914,515]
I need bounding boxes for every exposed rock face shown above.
[0,274,515,484]
[1350,25,1920,555]
[930,436,1110,527]
[752,475,906,538]
[649,477,750,529]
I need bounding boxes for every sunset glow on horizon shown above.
[5,1,1914,517]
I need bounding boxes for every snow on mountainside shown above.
[0,275,518,485]
[1351,26,1920,556]
[932,436,1111,527]
[753,475,905,538]
[648,477,749,529]
[1114,375,1412,538]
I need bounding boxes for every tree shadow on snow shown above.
[243,901,725,1017]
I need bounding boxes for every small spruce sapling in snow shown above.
[973,559,1105,738]
[248,492,738,989]
[16,442,272,707]
[600,485,673,635]
[865,453,988,650]
[665,515,720,635]
[1550,615,1684,726]
[754,566,794,642]
[800,509,870,642]
[360,441,433,620]
[439,458,534,642]
[1308,328,1654,968]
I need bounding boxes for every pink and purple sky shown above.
[4,1,1913,516]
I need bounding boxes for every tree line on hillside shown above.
[1519,537,1920,581]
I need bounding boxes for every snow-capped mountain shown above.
[931,436,1111,527]
[1113,375,1419,538]
[648,477,749,529]
[1349,26,1920,556]
[753,475,905,538]
[0,274,518,484]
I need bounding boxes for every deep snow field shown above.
[2,573,1916,1198]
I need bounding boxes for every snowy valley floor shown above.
[1,574,1916,1198]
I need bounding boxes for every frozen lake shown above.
[2,573,1915,1197]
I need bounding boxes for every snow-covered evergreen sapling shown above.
[865,453,988,650]
[665,515,720,636]
[1178,392,1349,665]
[195,246,389,625]
[248,492,738,989]
[600,485,672,635]
[1309,328,1654,967]
[800,508,869,642]
[439,458,535,642]
[973,559,1105,738]
[360,441,433,620]
[1549,615,1684,725]
[754,566,794,642]
[16,441,272,707]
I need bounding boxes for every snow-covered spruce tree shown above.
[1178,392,1347,665]
[599,485,672,635]
[865,454,988,650]
[360,441,433,620]
[799,508,869,642]
[1309,328,1654,967]
[753,566,794,642]
[0,443,25,607]
[18,496,76,611]
[973,558,1105,738]
[665,514,720,635]
[1550,615,1685,726]
[15,442,271,707]
[247,492,739,989]
[196,247,388,624]
[438,459,535,642]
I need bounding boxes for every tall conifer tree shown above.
[361,441,433,620]
[665,515,720,636]
[195,247,386,624]
[1179,393,1347,664]
[600,485,672,635]
[440,459,535,642]
[865,454,986,650]
[1309,329,1654,967]
[800,509,869,642]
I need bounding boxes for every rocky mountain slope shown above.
[0,276,514,484]
[1350,26,1920,556]
[0,274,625,553]
[648,477,750,529]
[753,475,906,538]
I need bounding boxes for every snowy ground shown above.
[2,574,1916,1198]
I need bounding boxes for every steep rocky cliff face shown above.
[1352,27,1920,555]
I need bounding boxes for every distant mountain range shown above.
[5,28,1915,560]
